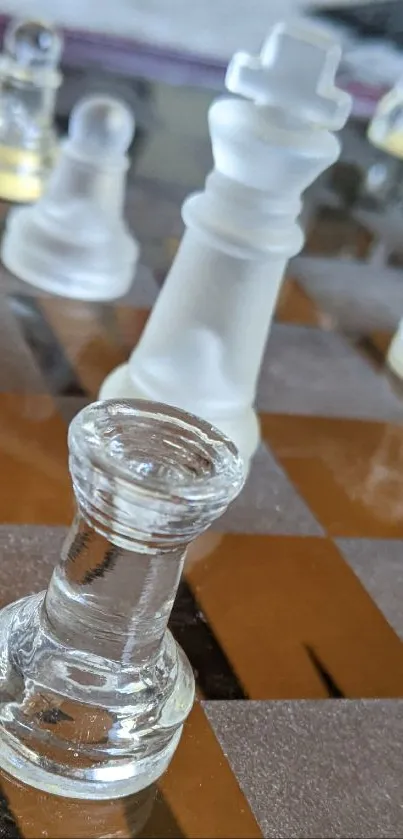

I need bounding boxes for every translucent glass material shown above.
[0,400,244,799]
[4,19,62,68]
[99,21,351,466]
[368,82,403,160]
[70,95,135,158]
[0,19,62,202]
[1,95,138,301]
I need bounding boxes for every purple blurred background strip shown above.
[0,13,384,111]
[0,14,226,89]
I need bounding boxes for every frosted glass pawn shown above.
[1,95,139,300]
[100,20,351,466]
[0,19,63,202]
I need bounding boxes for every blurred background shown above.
[2,1,403,327]
[5,0,397,315]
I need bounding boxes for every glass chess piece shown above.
[99,20,351,468]
[367,78,403,379]
[1,94,139,300]
[0,18,62,203]
[368,76,403,160]
[0,399,244,799]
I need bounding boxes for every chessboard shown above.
[0,79,403,837]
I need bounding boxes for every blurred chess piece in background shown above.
[368,73,403,160]
[0,19,62,203]
[1,94,139,300]
[365,75,403,379]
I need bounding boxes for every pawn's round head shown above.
[69,95,135,159]
[4,19,62,68]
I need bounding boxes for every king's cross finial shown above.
[226,20,351,130]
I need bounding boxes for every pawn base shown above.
[1,207,138,302]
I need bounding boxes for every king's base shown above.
[99,362,259,468]
[0,725,181,800]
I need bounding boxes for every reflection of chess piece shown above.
[324,424,403,525]
[100,21,351,466]
[0,19,62,203]
[0,771,156,838]
[1,95,139,300]
[0,400,244,798]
